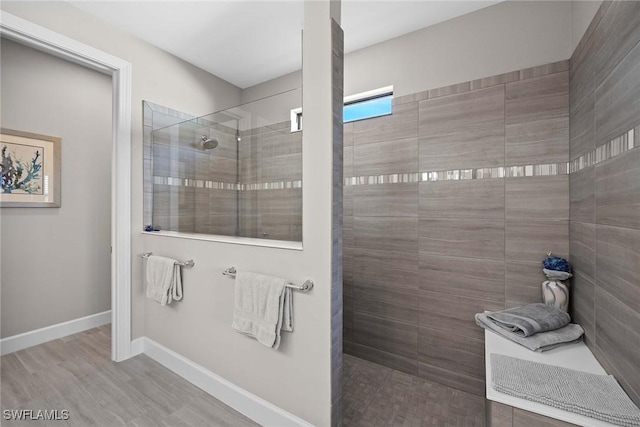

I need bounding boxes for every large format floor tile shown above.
[0,325,257,427]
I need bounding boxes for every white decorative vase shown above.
[542,279,570,312]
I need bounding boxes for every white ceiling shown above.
[69,1,501,89]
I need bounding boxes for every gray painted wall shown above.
[571,1,603,53]
[344,1,573,98]
[0,0,244,341]
[0,39,112,338]
[243,1,580,118]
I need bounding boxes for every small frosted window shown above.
[343,94,392,123]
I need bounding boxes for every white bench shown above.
[485,329,618,427]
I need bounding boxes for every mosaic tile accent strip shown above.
[243,181,302,191]
[421,167,505,182]
[153,176,240,190]
[153,176,302,191]
[421,169,475,182]
[570,151,596,174]
[595,127,635,164]
[343,163,569,186]
[505,162,569,178]
[571,127,638,173]
[344,173,419,186]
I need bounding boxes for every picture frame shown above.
[1,128,61,208]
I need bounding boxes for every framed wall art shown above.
[1,128,61,207]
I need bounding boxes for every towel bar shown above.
[141,252,195,268]
[222,267,313,292]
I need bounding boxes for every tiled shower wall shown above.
[193,125,240,236]
[343,60,570,396]
[569,1,640,406]
[143,101,196,229]
[144,100,303,242]
[150,118,240,235]
[238,122,302,241]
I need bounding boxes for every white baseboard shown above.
[130,336,144,357]
[0,310,112,356]
[136,337,313,427]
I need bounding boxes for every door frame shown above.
[1,11,133,361]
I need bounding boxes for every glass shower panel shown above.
[240,121,302,241]
[150,88,302,242]
[151,121,197,233]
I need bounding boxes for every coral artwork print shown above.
[1,142,44,195]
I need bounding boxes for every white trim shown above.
[136,337,313,427]
[343,85,393,104]
[290,107,303,133]
[143,230,303,251]
[0,311,111,356]
[1,11,133,362]
[130,337,145,357]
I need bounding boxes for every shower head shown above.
[200,135,219,150]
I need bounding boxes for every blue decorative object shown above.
[145,225,153,232]
[542,253,571,273]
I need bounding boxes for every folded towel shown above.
[491,354,640,426]
[476,312,583,352]
[145,255,183,306]
[231,271,293,349]
[487,303,571,337]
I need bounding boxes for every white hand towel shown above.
[231,271,293,349]
[145,255,182,306]
[166,262,183,305]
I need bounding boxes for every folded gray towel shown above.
[487,303,570,337]
[491,354,640,427]
[476,312,583,352]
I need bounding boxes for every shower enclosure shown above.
[147,88,302,242]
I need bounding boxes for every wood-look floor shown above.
[0,325,257,427]
[1,326,485,426]
[343,354,485,426]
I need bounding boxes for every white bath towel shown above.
[231,271,293,349]
[145,255,183,306]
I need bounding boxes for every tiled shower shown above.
[344,1,640,408]
[343,61,571,396]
